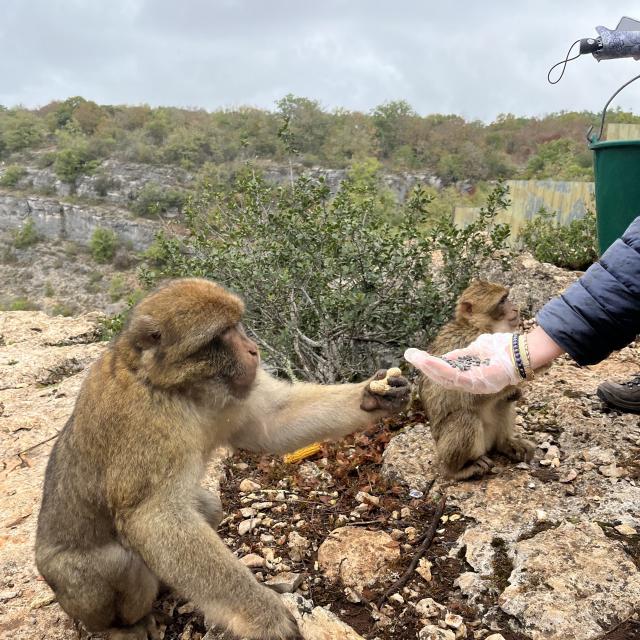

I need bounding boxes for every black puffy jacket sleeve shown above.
[536,216,640,365]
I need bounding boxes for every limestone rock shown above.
[239,478,262,492]
[287,531,310,562]
[281,593,365,639]
[414,597,446,620]
[381,423,438,489]
[317,527,400,593]
[499,522,640,639]
[418,625,456,640]
[264,572,304,594]
[239,553,264,568]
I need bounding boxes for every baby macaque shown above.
[419,280,534,480]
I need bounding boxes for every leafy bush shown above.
[0,164,27,187]
[130,182,185,218]
[6,297,40,311]
[108,274,127,302]
[519,207,597,270]
[51,301,78,317]
[12,218,40,248]
[140,168,510,383]
[53,133,100,183]
[90,228,118,263]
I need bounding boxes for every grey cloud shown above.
[2,0,640,121]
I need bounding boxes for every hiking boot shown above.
[597,375,640,413]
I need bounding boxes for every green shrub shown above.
[130,183,185,218]
[90,228,118,263]
[108,274,126,302]
[53,133,99,183]
[141,168,510,383]
[12,218,40,248]
[51,301,78,317]
[519,207,597,270]
[0,164,27,187]
[7,297,40,311]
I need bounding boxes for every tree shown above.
[371,100,416,159]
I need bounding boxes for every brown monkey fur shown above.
[419,280,534,480]
[35,278,410,640]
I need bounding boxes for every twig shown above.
[377,493,447,609]
[17,432,59,456]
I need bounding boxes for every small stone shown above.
[264,571,303,593]
[234,462,249,471]
[409,489,424,498]
[238,518,259,535]
[528,482,536,489]
[599,463,626,478]
[449,514,461,521]
[401,507,411,518]
[30,593,55,609]
[260,534,275,543]
[419,624,456,640]
[559,469,578,483]
[240,553,264,568]
[335,514,349,527]
[455,624,468,639]
[355,491,380,506]
[240,507,257,518]
[239,479,261,492]
[390,528,404,540]
[416,558,433,582]
[614,523,637,535]
[415,597,446,620]
[389,593,405,604]
[0,590,20,603]
[535,509,548,522]
[253,501,274,510]
[345,587,361,603]
[445,613,464,629]
[405,526,418,541]
[485,635,506,640]
[287,531,310,561]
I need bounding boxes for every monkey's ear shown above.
[127,314,162,350]
[460,301,473,316]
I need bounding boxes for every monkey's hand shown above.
[404,333,521,394]
[361,368,411,413]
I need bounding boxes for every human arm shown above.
[405,216,640,392]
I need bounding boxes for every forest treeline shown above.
[2,95,640,185]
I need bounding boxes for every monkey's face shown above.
[121,279,259,398]
[492,294,520,332]
[209,324,260,399]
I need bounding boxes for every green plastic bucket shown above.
[589,138,640,254]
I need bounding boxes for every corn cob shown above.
[283,442,323,464]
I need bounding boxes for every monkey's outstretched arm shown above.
[230,370,409,454]
[122,496,297,638]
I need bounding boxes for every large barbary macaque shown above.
[419,280,534,480]
[35,278,410,640]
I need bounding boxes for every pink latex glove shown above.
[404,332,521,394]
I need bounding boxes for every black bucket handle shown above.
[587,72,640,143]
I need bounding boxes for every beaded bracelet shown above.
[511,333,528,381]
[519,334,535,380]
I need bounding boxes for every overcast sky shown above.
[4,1,640,122]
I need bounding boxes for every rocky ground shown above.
[1,261,639,640]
